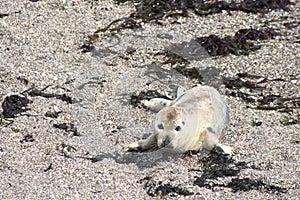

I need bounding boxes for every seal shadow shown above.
[86,148,183,170]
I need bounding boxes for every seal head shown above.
[154,106,185,149]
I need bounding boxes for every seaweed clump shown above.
[195,28,278,56]
[1,94,30,118]
[193,152,288,194]
[115,0,294,22]
[23,85,73,104]
[82,0,289,52]
[139,176,194,197]
[132,0,195,20]
[195,0,295,16]
[53,123,80,136]
[223,72,300,114]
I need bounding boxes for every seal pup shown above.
[127,85,232,154]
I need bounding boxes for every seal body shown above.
[127,85,231,154]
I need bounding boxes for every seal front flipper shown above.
[126,133,158,152]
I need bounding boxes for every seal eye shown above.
[175,126,181,131]
[157,124,164,130]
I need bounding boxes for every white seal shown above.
[127,85,232,155]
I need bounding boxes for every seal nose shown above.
[162,135,171,147]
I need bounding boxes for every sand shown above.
[0,0,299,199]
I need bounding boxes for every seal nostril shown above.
[175,126,181,131]
[162,135,171,147]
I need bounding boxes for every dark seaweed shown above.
[115,0,294,22]
[0,13,9,18]
[225,90,256,103]
[45,111,62,118]
[85,1,285,52]
[251,120,263,126]
[80,17,140,54]
[195,0,294,16]
[23,86,72,104]
[130,90,170,107]
[93,0,187,33]
[2,94,30,118]
[132,0,194,21]
[283,21,300,29]
[43,163,53,172]
[29,90,72,104]
[160,46,205,81]
[139,176,194,197]
[223,73,300,114]
[95,17,142,33]
[53,123,80,136]
[193,153,248,181]
[174,66,203,82]
[193,153,287,194]
[17,76,29,85]
[223,76,264,89]
[236,28,278,40]
[79,43,96,53]
[195,28,277,56]
[20,134,35,143]
[227,178,288,193]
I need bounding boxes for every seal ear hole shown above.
[157,124,164,130]
[182,121,185,125]
[175,126,181,131]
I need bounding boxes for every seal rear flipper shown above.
[212,143,232,155]
[142,98,173,112]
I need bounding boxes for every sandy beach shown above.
[0,1,299,199]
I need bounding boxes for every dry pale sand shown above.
[0,1,299,199]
